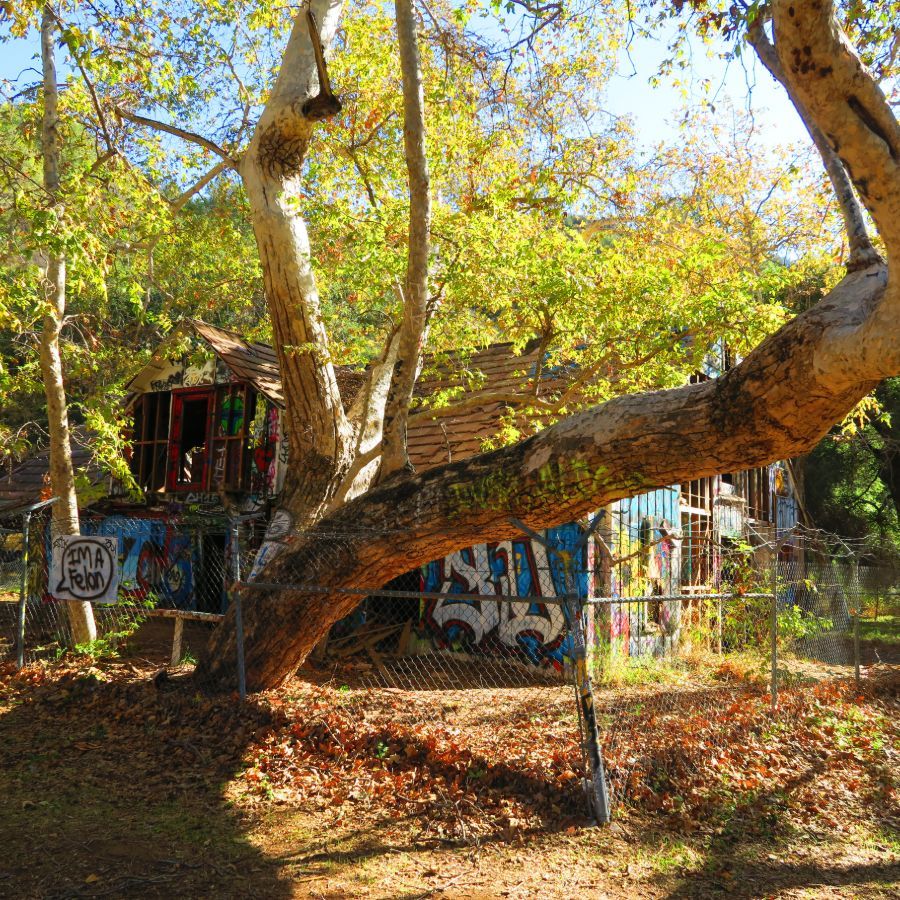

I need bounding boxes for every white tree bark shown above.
[747,9,881,271]
[38,5,96,645]
[378,0,432,480]
[771,0,900,377]
[238,0,355,530]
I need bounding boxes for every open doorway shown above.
[168,390,212,491]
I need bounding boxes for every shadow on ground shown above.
[1,660,897,899]
[0,666,290,899]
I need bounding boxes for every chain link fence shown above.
[228,520,898,823]
[0,504,231,674]
[3,505,897,825]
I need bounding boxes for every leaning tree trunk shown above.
[38,6,96,645]
[200,264,895,689]
[197,0,900,690]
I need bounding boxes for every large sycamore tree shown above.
[5,0,898,688]
[213,0,899,687]
[203,0,900,689]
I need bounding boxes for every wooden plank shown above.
[366,645,389,678]
[170,617,184,666]
[397,618,413,657]
[144,608,224,623]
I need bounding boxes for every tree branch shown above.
[747,7,881,272]
[378,0,432,481]
[169,160,230,212]
[772,0,900,379]
[114,107,238,168]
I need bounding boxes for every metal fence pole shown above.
[231,519,247,700]
[558,550,610,825]
[852,559,861,685]
[717,594,723,654]
[508,518,610,824]
[771,553,778,710]
[15,510,32,669]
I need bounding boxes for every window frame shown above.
[129,392,172,493]
[209,383,255,492]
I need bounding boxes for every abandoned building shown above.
[0,319,800,667]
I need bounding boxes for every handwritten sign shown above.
[50,536,119,604]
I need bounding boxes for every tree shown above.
[202,0,900,688]
[803,378,900,563]
[37,6,95,643]
[3,0,898,689]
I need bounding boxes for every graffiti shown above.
[51,535,119,604]
[250,405,279,495]
[183,360,215,387]
[146,359,214,392]
[84,517,196,609]
[265,508,293,541]
[211,444,227,487]
[183,492,221,506]
[248,540,283,580]
[246,507,294,580]
[135,533,194,608]
[214,357,236,383]
[420,526,585,669]
[219,393,245,436]
[149,371,184,392]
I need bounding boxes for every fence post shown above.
[852,559,861,686]
[508,517,610,824]
[770,553,778,710]
[15,510,32,669]
[561,553,610,825]
[231,519,247,701]
[717,594,723,654]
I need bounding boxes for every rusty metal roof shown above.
[184,321,549,472]
[407,343,547,471]
[0,433,109,515]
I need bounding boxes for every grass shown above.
[860,614,900,645]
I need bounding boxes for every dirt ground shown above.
[0,637,897,899]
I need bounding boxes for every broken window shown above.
[168,389,212,491]
[129,393,171,493]
[680,476,714,590]
[745,466,772,522]
[209,384,255,492]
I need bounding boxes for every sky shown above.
[603,27,810,151]
[0,12,813,157]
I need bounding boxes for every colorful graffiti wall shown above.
[419,523,588,671]
[75,516,229,611]
[600,488,683,659]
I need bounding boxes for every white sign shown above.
[51,535,119,604]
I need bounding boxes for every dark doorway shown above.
[169,391,212,491]
[197,532,227,613]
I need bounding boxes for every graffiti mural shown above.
[82,517,196,609]
[420,524,586,670]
